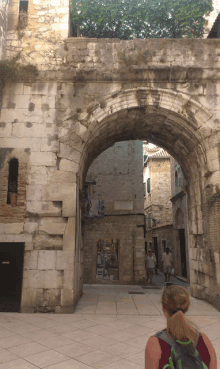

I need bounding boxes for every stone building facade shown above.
[0,0,219,313]
[83,140,145,284]
[170,157,190,282]
[143,144,173,271]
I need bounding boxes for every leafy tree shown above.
[71,0,212,39]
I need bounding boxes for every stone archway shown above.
[67,87,220,308]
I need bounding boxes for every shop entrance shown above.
[96,239,119,281]
[0,243,25,312]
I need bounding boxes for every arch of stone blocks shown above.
[66,86,220,307]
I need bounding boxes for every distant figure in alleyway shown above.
[146,249,156,284]
[145,284,217,369]
[161,247,173,282]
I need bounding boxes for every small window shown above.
[7,158,19,205]
[144,183,146,197]
[147,178,150,193]
[18,0,28,28]
[19,0,28,14]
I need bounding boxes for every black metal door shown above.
[153,237,158,274]
[179,229,187,278]
[0,243,24,312]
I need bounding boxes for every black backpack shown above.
[154,330,208,369]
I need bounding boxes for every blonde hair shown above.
[161,285,199,346]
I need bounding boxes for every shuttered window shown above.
[147,178,150,193]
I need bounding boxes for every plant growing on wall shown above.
[71,0,212,39]
[0,55,38,81]
[208,185,220,208]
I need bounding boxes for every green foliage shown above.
[208,190,220,207]
[71,0,212,39]
[0,57,38,81]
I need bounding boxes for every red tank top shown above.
[157,329,211,369]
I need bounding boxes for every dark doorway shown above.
[153,237,158,275]
[179,229,187,278]
[0,243,25,312]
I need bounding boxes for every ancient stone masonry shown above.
[0,0,9,61]
[0,2,220,312]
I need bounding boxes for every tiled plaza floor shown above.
[0,282,220,368]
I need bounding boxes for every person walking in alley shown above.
[145,284,217,369]
[146,249,156,284]
[161,247,173,282]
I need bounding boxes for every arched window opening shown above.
[7,158,19,206]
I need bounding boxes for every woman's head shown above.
[161,284,199,345]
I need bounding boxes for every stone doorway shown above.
[0,243,24,312]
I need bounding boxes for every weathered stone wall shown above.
[86,140,144,214]
[0,15,220,313]
[0,0,8,61]
[144,158,172,226]
[83,215,145,284]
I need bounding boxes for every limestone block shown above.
[26,201,62,216]
[21,287,37,308]
[4,83,24,96]
[63,269,74,290]
[216,264,220,285]
[41,138,60,153]
[59,159,78,173]
[26,185,43,201]
[58,143,81,163]
[36,289,61,308]
[23,270,63,289]
[190,269,198,284]
[0,108,25,123]
[30,152,56,166]
[56,251,74,270]
[23,83,57,97]
[0,223,23,234]
[204,274,212,289]
[190,260,199,271]
[12,123,45,138]
[24,251,38,270]
[214,252,219,263]
[24,222,38,234]
[0,123,12,138]
[61,288,74,306]
[38,250,56,270]
[25,242,34,251]
[189,248,198,260]
[0,234,32,243]
[3,94,30,109]
[0,138,41,152]
[47,170,77,184]
[33,234,63,250]
[39,217,67,235]
[63,234,75,251]
[28,166,48,185]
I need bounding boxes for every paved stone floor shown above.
[0,281,220,368]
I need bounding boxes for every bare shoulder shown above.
[200,332,217,369]
[146,336,162,356]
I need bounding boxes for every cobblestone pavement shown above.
[0,278,219,368]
